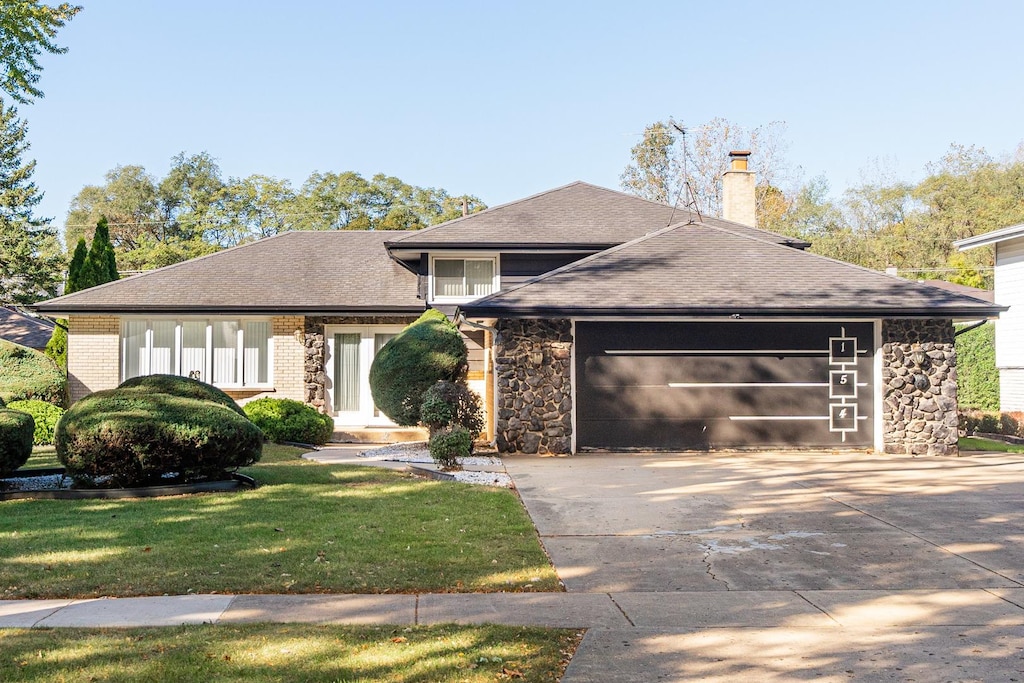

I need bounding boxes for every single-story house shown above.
[955,224,1024,411]
[35,163,1004,455]
[0,306,57,351]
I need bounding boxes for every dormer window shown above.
[430,255,498,302]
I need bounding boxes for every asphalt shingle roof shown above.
[34,231,424,315]
[386,181,809,249]
[461,222,1005,319]
[0,307,56,349]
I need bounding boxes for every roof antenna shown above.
[666,122,703,226]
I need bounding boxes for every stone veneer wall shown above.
[493,319,572,454]
[881,319,958,455]
[303,315,419,411]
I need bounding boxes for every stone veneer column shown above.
[303,316,419,411]
[881,319,958,455]
[494,319,573,454]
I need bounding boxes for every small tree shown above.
[368,309,467,426]
[420,380,484,438]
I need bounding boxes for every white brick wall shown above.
[67,315,120,403]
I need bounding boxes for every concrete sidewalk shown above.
[3,587,1022,630]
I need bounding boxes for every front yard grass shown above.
[0,623,581,682]
[0,444,561,598]
[959,436,1024,453]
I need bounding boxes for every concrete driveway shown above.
[503,451,1024,681]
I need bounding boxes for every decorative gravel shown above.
[357,442,503,467]
[356,442,512,487]
[0,473,69,491]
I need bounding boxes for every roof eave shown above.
[955,223,1024,250]
[30,304,427,316]
[460,305,1007,319]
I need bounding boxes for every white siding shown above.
[1000,369,1024,412]
[994,237,1024,369]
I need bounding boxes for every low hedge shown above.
[7,399,64,445]
[56,389,263,487]
[118,374,246,415]
[961,409,1024,439]
[243,398,334,445]
[0,408,34,475]
[0,340,68,407]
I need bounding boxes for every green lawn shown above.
[0,623,581,682]
[959,436,1024,453]
[1,444,561,598]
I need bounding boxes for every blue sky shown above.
[23,0,1024,231]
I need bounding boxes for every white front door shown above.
[325,325,403,425]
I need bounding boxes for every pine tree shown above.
[83,216,118,286]
[0,98,61,304]
[65,237,87,293]
[46,225,118,370]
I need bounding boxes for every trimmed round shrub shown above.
[243,397,334,445]
[420,380,484,438]
[0,408,34,475]
[369,309,468,426]
[7,399,65,445]
[56,390,263,487]
[118,374,246,415]
[428,425,471,471]
[0,340,68,407]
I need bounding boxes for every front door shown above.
[325,325,403,425]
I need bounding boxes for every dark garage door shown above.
[576,321,874,450]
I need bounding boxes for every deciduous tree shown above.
[0,1,81,103]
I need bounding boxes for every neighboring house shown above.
[35,176,1004,456]
[955,224,1024,411]
[0,306,56,351]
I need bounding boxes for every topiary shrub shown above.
[243,397,334,445]
[0,408,34,475]
[55,389,263,487]
[0,340,68,407]
[369,309,468,427]
[420,380,484,439]
[428,425,471,471]
[7,399,64,445]
[118,374,246,415]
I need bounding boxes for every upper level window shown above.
[122,318,272,388]
[431,257,497,301]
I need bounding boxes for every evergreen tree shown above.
[46,225,117,370]
[65,236,87,292]
[83,216,118,287]
[0,98,61,304]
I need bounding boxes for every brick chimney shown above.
[721,150,756,227]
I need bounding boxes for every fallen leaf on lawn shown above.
[142,547,151,553]
[391,637,407,643]
[500,667,524,678]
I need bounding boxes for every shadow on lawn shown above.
[0,623,578,683]
[0,462,560,598]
